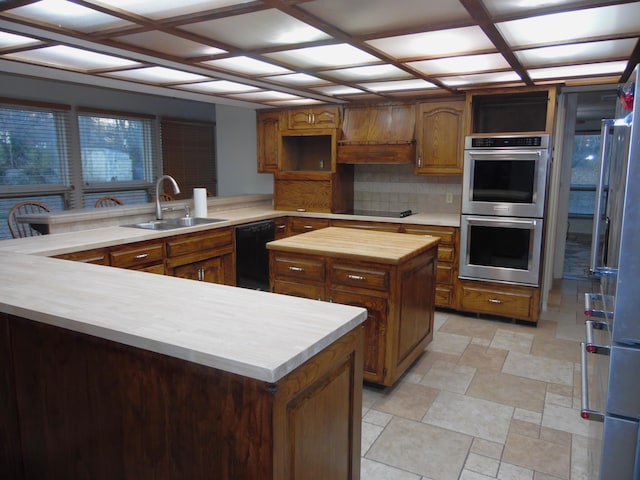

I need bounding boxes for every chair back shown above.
[158,193,174,202]
[95,196,124,208]
[8,201,51,238]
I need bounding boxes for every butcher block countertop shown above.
[267,227,440,264]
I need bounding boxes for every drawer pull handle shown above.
[134,253,149,260]
[288,266,304,272]
[488,298,502,304]
[347,274,366,281]
[276,225,286,230]
[303,225,314,229]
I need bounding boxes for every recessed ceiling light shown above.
[358,79,436,92]
[366,26,494,59]
[312,85,366,96]
[528,61,627,80]
[320,64,411,81]
[204,56,291,76]
[3,45,139,71]
[515,39,637,67]
[439,71,522,87]
[105,66,209,83]
[265,44,379,69]
[263,73,329,86]
[407,53,509,76]
[174,80,260,94]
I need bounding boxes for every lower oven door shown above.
[459,214,543,286]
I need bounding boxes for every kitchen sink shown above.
[123,217,227,230]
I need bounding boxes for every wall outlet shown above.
[446,192,453,204]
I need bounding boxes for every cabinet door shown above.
[109,240,164,271]
[54,248,109,265]
[287,107,339,129]
[415,100,464,175]
[330,288,387,384]
[173,256,224,283]
[257,111,280,173]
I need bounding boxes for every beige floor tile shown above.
[459,344,508,371]
[531,336,580,363]
[502,351,574,386]
[510,419,541,439]
[419,360,476,394]
[360,458,422,480]
[428,330,472,356]
[471,437,504,460]
[423,391,514,443]
[465,452,500,476]
[497,462,534,479]
[467,370,547,412]
[372,380,439,421]
[541,404,590,437]
[366,416,473,480]
[409,349,461,376]
[502,432,571,479]
[438,314,499,340]
[490,329,535,353]
[361,421,384,456]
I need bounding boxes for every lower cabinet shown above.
[165,227,234,285]
[109,239,165,274]
[54,247,109,265]
[1,313,363,480]
[271,249,436,386]
[457,279,540,323]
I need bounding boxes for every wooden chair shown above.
[158,192,174,202]
[95,196,124,208]
[7,201,51,239]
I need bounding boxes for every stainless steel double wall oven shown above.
[459,134,550,286]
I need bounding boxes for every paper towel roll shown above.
[193,188,208,218]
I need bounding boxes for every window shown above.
[569,133,601,216]
[78,110,155,204]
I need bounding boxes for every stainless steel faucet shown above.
[155,174,181,220]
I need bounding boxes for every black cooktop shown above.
[351,209,413,218]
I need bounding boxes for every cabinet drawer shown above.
[436,263,454,285]
[331,219,401,233]
[288,217,330,234]
[459,284,535,319]
[273,255,325,282]
[110,241,164,269]
[54,248,109,265]
[166,228,232,258]
[402,226,456,245]
[438,246,455,262]
[331,263,389,291]
[435,286,454,308]
[273,279,324,300]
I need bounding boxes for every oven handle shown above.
[466,216,538,228]
[467,150,542,157]
[580,341,605,422]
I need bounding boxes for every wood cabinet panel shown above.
[272,254,325,283]
[273,279,325,300]
[288,216,331,234]
[287,106,339,129]
[257,110,280,173]
[331,219,401,233]
[166,228,233,258]
[331,263,389,292]
[458,281,539,322]
[109,240,164,270]
[54,248,109,265]
[5,314,363,480]
[415,99,465,175]
[274,217,289,239]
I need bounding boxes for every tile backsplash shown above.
[354,164,462,214]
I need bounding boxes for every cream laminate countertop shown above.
[0,250,366,383]
[0,197,458,382]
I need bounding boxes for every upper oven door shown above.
[462,148,549,218]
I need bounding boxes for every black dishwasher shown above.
[235,220,275,291]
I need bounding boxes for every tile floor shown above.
[360,277,599,480]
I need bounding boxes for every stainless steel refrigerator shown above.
[581,64,640,479]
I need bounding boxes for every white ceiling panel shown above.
[407,53,510,76]
[515,39,638,67]
[264,44,380,69]
[95,0,255,20]
[116,31,226,58]
[180,9,331,50]
[300,0,473,36]
[4,45,139,71]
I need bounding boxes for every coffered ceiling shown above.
[1,0,639,109]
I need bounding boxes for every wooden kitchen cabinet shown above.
[273,216,289,239]
[165,227,234,285]
[415,99,465,175]
[109,239,165,274]
[54,247,109,265]
[331,219,402,233]
[457,279,540,323]
[402,224,458,309]
[2,312,363,480]
[337,103,416,164]
[257,110,281,173]
[286,106,340,129]
[274,169,353,213]
[269,227,438,386]
[288,216,331,235]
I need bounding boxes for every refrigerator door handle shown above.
[590,119,614,275]
[585,320,611,355]
[580,342,605,422]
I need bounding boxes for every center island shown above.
[267,227,440,386]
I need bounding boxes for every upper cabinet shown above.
[287,106,340,130]
[415,99,465,175]
[257,110,281,173]
[466,86,557,134]
[337,103,416,164]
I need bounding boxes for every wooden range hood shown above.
[337,103,416,164]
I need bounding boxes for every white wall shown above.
[215,104,274,196]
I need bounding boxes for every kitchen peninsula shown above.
[268,227,439,386]
[0,249,366,479]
